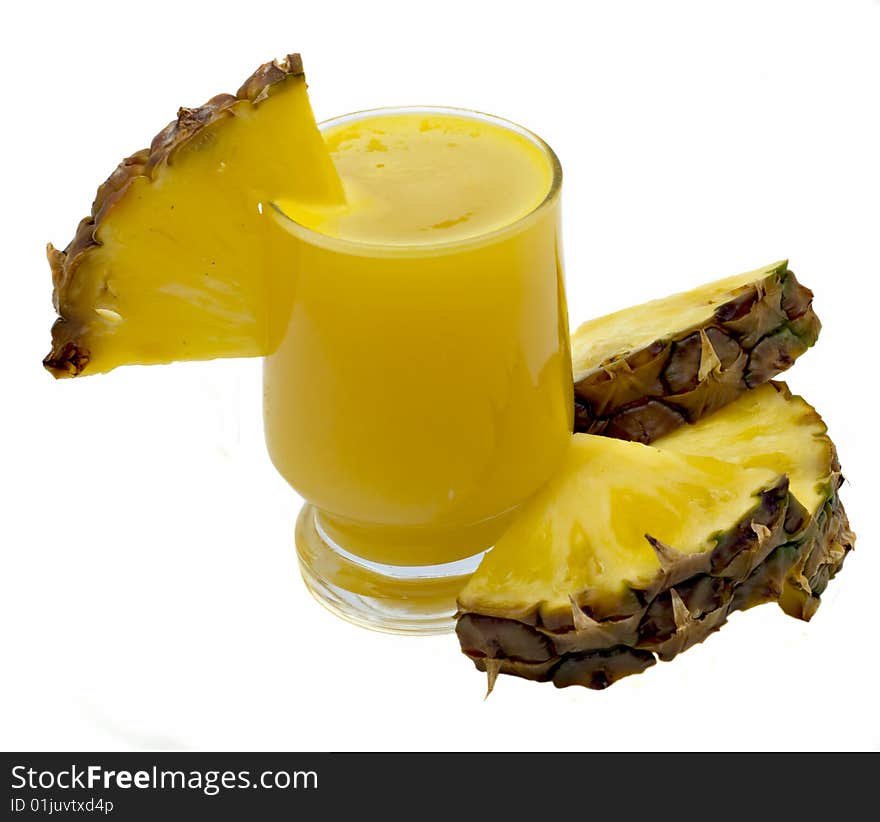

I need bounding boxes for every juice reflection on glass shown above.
[264,107,573,633]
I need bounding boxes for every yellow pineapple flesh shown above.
[658,383,830,530]
[459,435,787,629]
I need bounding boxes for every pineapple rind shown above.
[779,490,853,620]
[572,263,821,442]
[479,646,658,691]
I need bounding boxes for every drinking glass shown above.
[264,107,572,634]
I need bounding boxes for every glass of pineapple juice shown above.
[264,107,572,634]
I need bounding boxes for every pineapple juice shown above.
[264,108,572,630]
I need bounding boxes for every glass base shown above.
[295,504,488,635]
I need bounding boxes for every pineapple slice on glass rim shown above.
[44,53,344,378]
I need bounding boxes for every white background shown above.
[2,0,878,751]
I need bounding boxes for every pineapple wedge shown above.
[572,261,820,442]
[457,385,853,691]
[44,54,343,377]
[457,435,796,690]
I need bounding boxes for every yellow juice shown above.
[264,108,572,574]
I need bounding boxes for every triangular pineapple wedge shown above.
[44,53,343,377]
[572,261,820,442]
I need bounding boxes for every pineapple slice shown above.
[457,385,854,691]
[572,261,820,442]
[44,54,344,377]
[457,435,795,691]
[657,382,854,620]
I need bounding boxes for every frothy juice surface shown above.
[278,112,554,245]
[265,109,573,569]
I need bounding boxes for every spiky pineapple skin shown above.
[777,481,854,620]
[573,264,820,443]
[44,54,306,378]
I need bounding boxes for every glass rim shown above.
[270,105,562,257]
